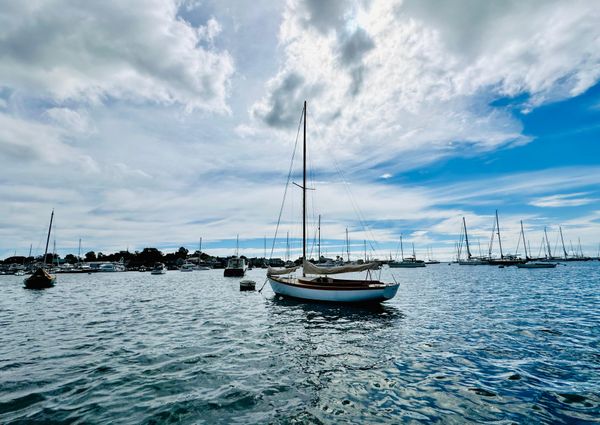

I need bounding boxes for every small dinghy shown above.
[240,279,256,291]
[516,262,557,269]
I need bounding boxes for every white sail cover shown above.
[302,260,376,275]
[267,265,300,276]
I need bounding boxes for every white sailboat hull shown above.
[268,277,399,303]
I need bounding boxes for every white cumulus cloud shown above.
[0,0,234,111]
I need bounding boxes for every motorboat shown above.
[224,257,246,277]
[150,263,167,275]
[180,262,195,272]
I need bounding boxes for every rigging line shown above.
[269,108,304,259]
[330,151,380,255]
[310,116,381,256]
[515,231,521,256]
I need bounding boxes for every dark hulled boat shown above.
[24,267,56,289]
[24,210,56,289]
[224,257,246,277]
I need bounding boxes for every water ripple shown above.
[0,263,599,423]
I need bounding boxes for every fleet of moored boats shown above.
[5,102,599,304]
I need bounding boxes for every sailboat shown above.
[458,217,488,265]
[389,235,426,268]
[24,210,56,289]
[266,101,399,303]
[487,210,525,266]
[196,237,211,270]
[516,220,556,268]
[424,246,440,264]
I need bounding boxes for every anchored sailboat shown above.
[487,210,525,266]
[458,217,488,265]
[389,235,426,267]
[24,210,56,289]
[516,221,557,268]
[266,101,399,303]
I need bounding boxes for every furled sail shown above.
[303,260,376,275]
[267,265,300,276]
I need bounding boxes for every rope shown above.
[268,108,304,260]
[258,277,269,294]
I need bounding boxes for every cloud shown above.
[0,112,98,169]
[429,167,600,206]
[44,108,94,135]
[338,27,375,95]
[252,72,307,128]
[529,192,598,208]
[297,0,352,34]
[250,0,600,172]
[0,0,234,111]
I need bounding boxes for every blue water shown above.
[1,263,599,423]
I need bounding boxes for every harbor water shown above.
[1,263,599,423]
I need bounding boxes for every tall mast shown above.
[559,226,568,259]
[488,218,496,258]
[544,227,552,258]
[43,210,54,267]
[463,217,472,259]
[317,214,321,261]
[520,220,528,259]
[346,227,350,262]
[496,210,504,259]
[302,100,307,275]
[235,234,239,257]
[412,242,416,259]
[200,237,203,258]
[578,237,583,258]
[400,234,404,261]
[78,238,82,267]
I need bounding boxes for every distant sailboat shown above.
[24,210,56,289]
[516,221,557,268]
[389,235,426,268]
[266,101,399,303]
[458,217,488,265]
[424,246,440,264]
[197,237,211,270]
[487,210,525,266]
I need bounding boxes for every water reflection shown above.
[267,295,404,326]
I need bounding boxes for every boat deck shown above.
[272,275,388,290]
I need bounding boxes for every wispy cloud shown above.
[530,192,598,208]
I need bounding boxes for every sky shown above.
[1,0,599,261]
